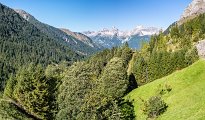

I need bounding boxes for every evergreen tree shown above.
[100,57,128,102]
[4,64,53,119]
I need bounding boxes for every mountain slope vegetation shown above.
[125,59,205,120]
[1,0,205,120]
[0,44,137,120]
[0,3,82,90]
[129,13,205,86]
[15,9,102,55]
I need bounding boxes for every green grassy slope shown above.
[125,59,205,120]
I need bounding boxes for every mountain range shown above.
[84,26,159,49]
[15,9,159,50]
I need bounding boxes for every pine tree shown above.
[12,64,52,119]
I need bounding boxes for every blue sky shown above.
[0,0,191,32]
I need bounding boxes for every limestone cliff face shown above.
[181,0,205,19]
[196,40,205,58]
[179,0,205,24]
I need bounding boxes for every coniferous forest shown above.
[1,1,205,120]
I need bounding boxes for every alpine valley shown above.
[1,0,205,120]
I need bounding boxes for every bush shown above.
[119,100,135,120]
[142,96,168,118]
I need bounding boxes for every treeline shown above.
[131,13,205,85]
[0,44,136,120]
[133,47,198,85]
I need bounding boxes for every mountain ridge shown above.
[0,3,84,89]
[14,9,102,55]
[59,28,103,49]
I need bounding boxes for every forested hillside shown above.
[123,13,205,120]
[0,3,82,90]
[0,44,137,120]
[0,1,205,120]
[15,9,102,55]
[129,13,205,86]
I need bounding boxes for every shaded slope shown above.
[125,60,205,120]
[0,3,82,89]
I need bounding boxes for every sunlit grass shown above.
[125,59,205,120]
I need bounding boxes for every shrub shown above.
[142,96,168,118]
[119,99,135,120]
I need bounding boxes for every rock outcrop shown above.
[196,40,205,58]
[178,0,205,25]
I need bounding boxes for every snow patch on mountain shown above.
[84,26,159,38]
[83,26,159,49]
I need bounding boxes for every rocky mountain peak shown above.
[84,26,159,38]
[179,0,205,24]
[83,26,159,49]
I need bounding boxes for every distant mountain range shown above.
[15,9,159,50]
[83,26,159,49]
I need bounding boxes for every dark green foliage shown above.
[3,74,16,99]
[120,42,133,65]
[57,45,136,120]
[170,25,180,38]
[134,47,197,85]
[1,3,205,120]
[1,43,136,120]
[56,57,132,119]
[0,100,33,120]
[0,3,82,90]
[45,64,65,118]
[163,22,177,35]
[185,47,199,66]
[20,9,101,55]
[3,64,60,120]
[119,100,135,120]
[148,35,157,54]
[133,57,149,85]
[142,96,168,118]
[126,73,138,93]
[178,13,205,44]
[132,14,205,117]
[57,62,93,120]
[96,100,135,120]
[132,14,205,85]
[100,57,128,100]
[13,64,51,119]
